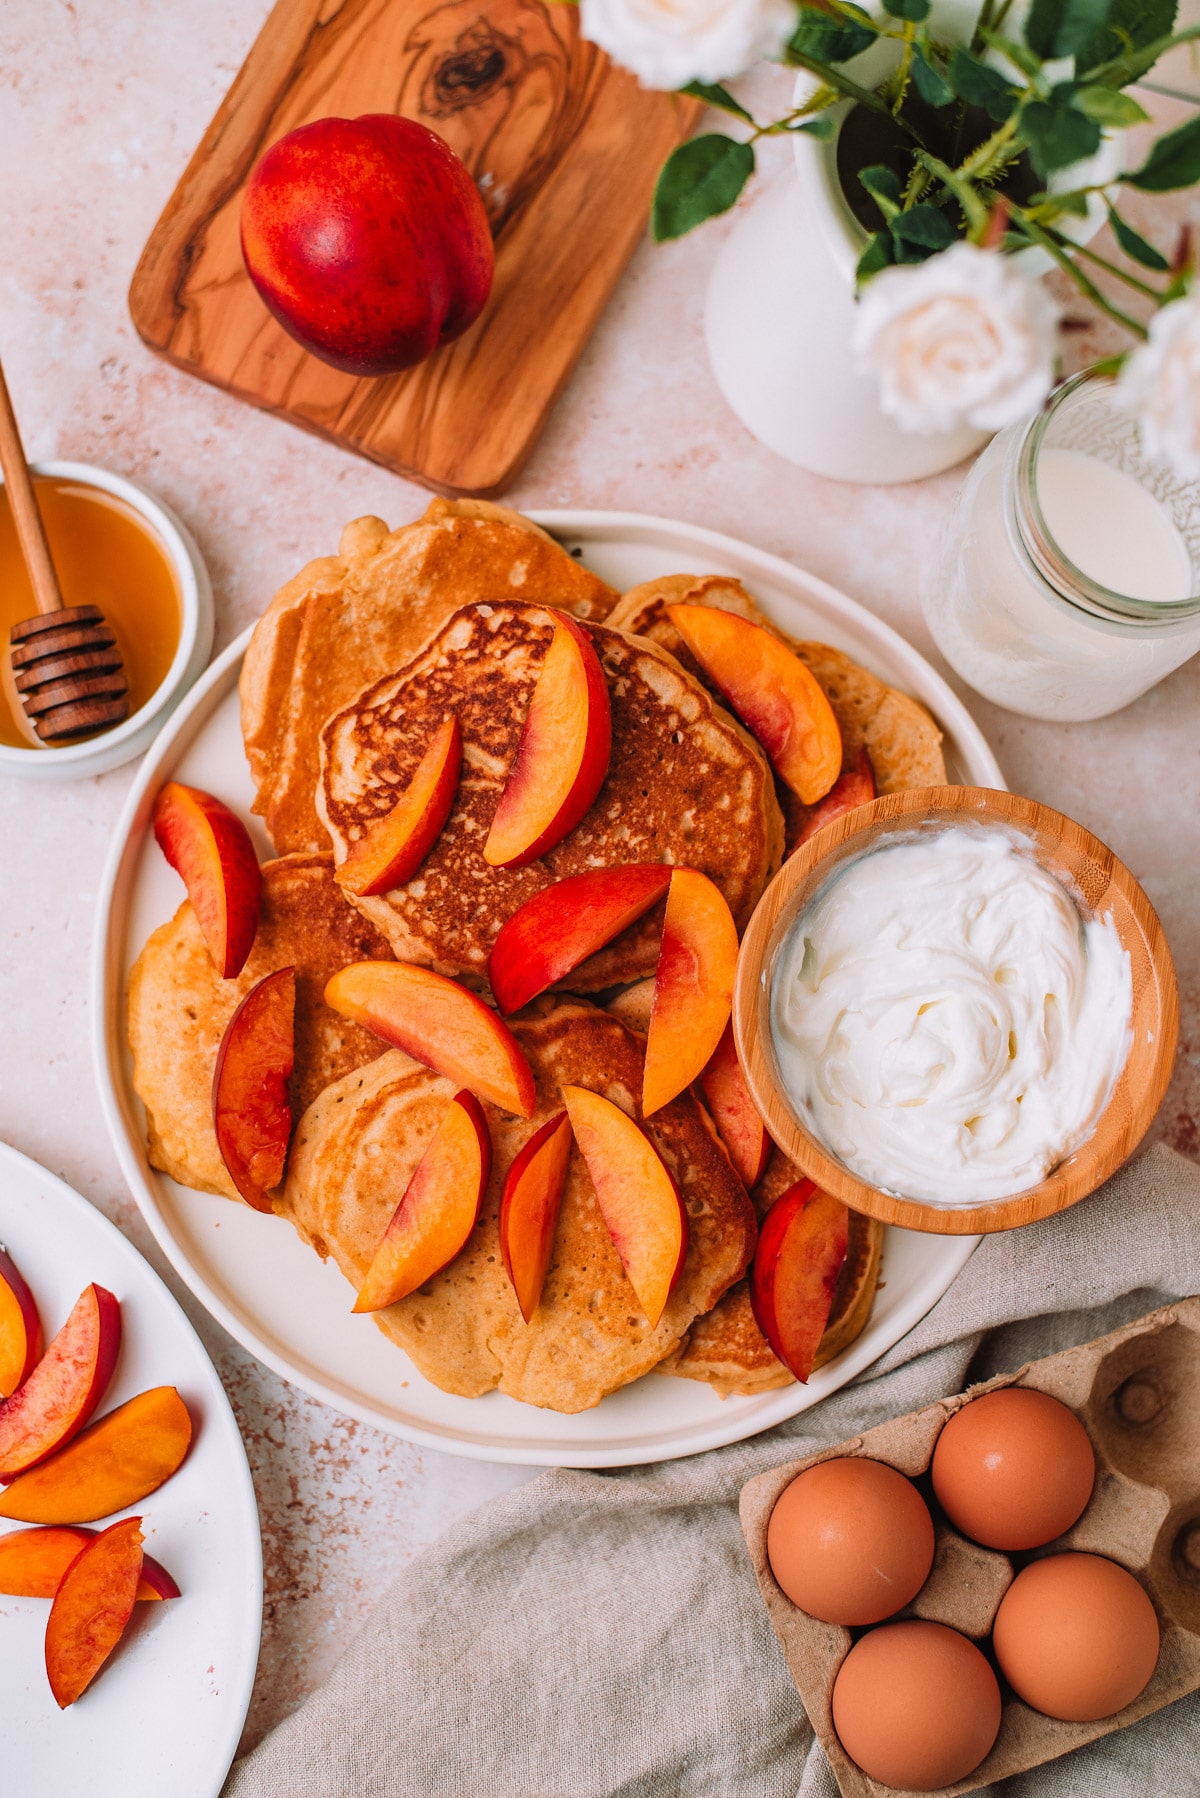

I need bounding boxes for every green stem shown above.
[1016,216,1150,338]
[785,48,922,136]
[1048,231,1167,301]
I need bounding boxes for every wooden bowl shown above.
[733,787,1178,1235]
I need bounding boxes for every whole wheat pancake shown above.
[607,573,946,850]
[128,853,393,1202]
[318,601,783,987]
[279,1002,757,1413]
[242,498,616,855]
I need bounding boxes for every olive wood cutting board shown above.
[129,0,699,496]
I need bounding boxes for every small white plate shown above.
[0,1140,261,1797]
[93,510,1003,1467]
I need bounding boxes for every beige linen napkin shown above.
[223,1142,1200,1798]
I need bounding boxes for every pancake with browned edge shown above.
[279,1002,757,1414]
[128,853,393,1202]
[607,573,946,851]
[317,602,783,988]
[242,498,616,855]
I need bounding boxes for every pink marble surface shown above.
[0,0,1197,1764]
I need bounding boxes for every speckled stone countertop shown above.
[1,1,1197,1758]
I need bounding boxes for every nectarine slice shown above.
[750,1181,849,1384]
[666,604,841,804]
[213,966,296,1213]
[642,868,738,1118]
[154,781,262,978]
[489,865,673,1016]
[0,1525,177,1601]
[0,1246,41,1399]
[354,1090,491,1312]
[793,746,876,852]
[700,1023,770,1191]
[325,962,536,1117]
[499,1111,572,1322]
[561,1086,687,1330]
[0,1284,121,1481]
[484,615,612,869]
[337,714,462,896]
[45,1515,143,1707]
[0,1386,193,1524]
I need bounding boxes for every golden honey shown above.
[0,476,181,749]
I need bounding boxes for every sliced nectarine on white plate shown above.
[0,1385,193,1525]
[45,1515,144,1708]
[325,962,536,1117]
[667,603,841,805]
[499,1111,572,1322]
[0,1284,121,1481]
[484,614,612,869]
[0,1525,179,1601]
[0,1246,41,1400]
[643,868,738,1117]
[750,1181,849,1384]
[354,1090,492,1312]
[213,967,296,1213]
[336,714,462,896]
[561,1086,687,1330]
[153,781,262,977]
[489,864,672,1015]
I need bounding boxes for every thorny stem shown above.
[1017,216,1151,338]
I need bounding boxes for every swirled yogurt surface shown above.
[770,827,1133,1207]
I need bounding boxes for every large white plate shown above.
[0,1141,261,1797]
[93,511,1003,1467]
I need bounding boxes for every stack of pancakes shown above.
[129,500,946,1414]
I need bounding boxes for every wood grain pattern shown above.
[732,787,1179,1237]
[128,0,700,496]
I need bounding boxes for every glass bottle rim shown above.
[1013,368,1200,626]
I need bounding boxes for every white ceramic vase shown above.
[705,34,1123,485]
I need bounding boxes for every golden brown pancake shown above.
[127,853,393,1202]
[279,1002,758,1414]
[607,573,946,850]
[317,601,783,988]
[241,498,616,854]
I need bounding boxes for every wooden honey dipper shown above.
[0,357,128,742]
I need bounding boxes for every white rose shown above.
[579,0,797,90]
[1118,295,1200,480]
[852,242,1059,435]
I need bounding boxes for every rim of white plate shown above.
[91,510,998,1465]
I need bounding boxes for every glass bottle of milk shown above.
[922,369,1200,720]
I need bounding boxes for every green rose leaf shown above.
[651,135,756,241]
[856,231,895,285]
[911,44,955,106]
[1126,109,1200,189]
[1026,0,1115,60]
[788,116,836,138]
[679,81,754,124]
[859,163,903,222]
[882,0,930,19]
[1070,84,1150,125]
[947,47,1019,121]
[891,203,957,261]
[787,7,875,63]
[1018,99,1103,176]
[1076,0,1177,74]
[1106,202,1170,268]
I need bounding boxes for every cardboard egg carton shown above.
[739,1296,1200,1797]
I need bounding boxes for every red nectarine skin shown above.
[213,967,297,1213]
[154,781,262,978]
[354,1090,492,1313]
[0,1285,121,1482]
[699,1022,770,1191]
[0,1386,193,1526]
[45,1516,144,1708]
[750,1182,849,1384]
[325,962,536,1117]
[666,604,842,805]
[643,868,739,1118]
[337,714,462,897]
[499,1111,573,1322]
[240,114,494,376]
[484,614,613,870]
[489,865,673,1015]
[0,1246,42,1399]
[561,1086,688,1331]
[793,746,876,853]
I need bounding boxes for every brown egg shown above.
[832,1620,1002,1790]
[931,1387,1095,1549]
[993,1552,1160,1721]
[767,1456,934,1625]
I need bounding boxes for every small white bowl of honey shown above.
[0,461,213,779]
